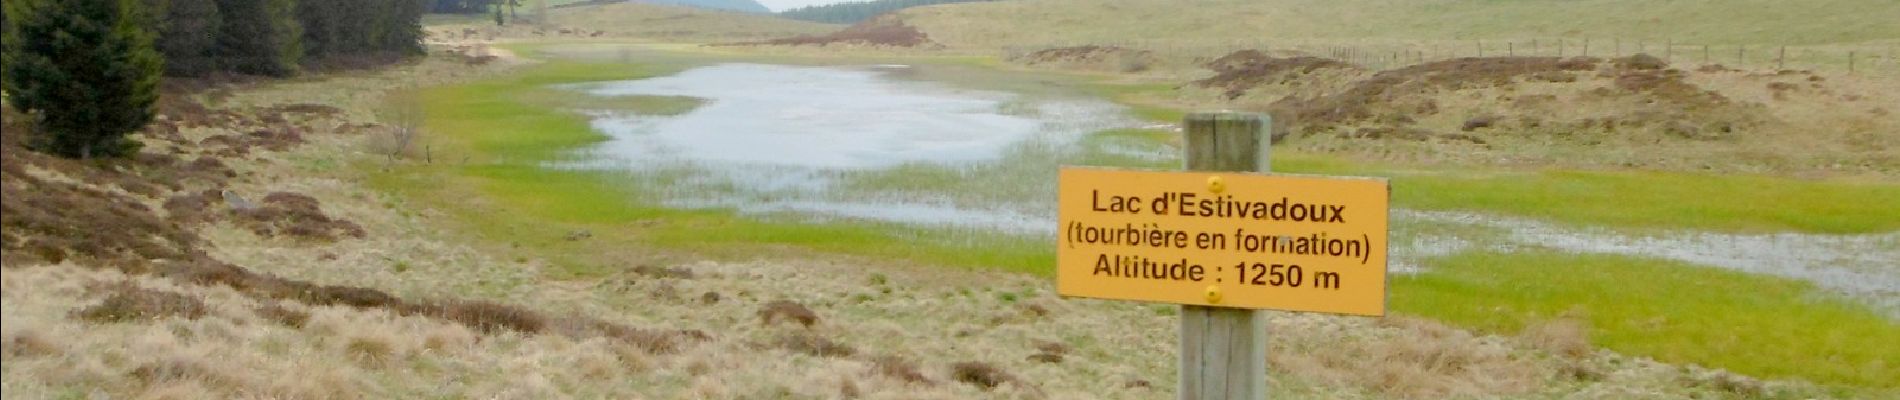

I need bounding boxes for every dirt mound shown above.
[757,15,934,47]
[1010,45,1157,72]
[1195,51,1358,99]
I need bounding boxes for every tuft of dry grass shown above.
[1519,318,1594,359]
[344,335,399,366]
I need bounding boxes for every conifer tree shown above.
[2,0,163,158]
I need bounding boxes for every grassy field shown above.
[1395,250,1900,393]
[409,3,1900,393]
[383,47,1898,395]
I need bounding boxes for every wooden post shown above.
[1180,112,1272,400]
[1508,42,1514,56]
[1582,38,1590,57]
[1558,39,1565,57]
[1849,51,1856,73]
[1476,39,1483,57]
[1665,39,1673,63]
[1704,44,1711,64]
[1778,46,1787,70]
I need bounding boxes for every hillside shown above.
[640,0,771,13]
[433,2,839,41]
[896,0,1900,48]
[779,0,995,24]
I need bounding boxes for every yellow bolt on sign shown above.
[1056,167,1390,316]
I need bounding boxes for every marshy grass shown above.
[1394,250,1900,393]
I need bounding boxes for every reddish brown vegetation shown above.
[1197,51,1357,99]
[758,300,820,328]
[74,285,209,323]
[871,355,934,385]
[631,264,695,279]
[254,301,311,328]
[2,118,201,268]
[756,15,933,47]
[1010,45,1157,72]
[2,92,706,355]
[163,190,367,241]
[949,361,1023,391]
[1192,52,1765,143]
[405,300,548,334]
[777,333,857,357]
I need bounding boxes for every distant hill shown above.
[778,0,993,24]
[896,0,1900,47]
[538,2,837,41]
[638,0,770,13]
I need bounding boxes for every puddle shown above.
[557,63,1143,233]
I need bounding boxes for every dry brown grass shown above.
[1520,318,1594,359]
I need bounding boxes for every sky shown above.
[753,0,852,12]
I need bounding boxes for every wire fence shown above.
[1003,38,1900,76]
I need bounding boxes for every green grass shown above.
[388,55,1899,395]
[388,60,1056,277]
[1280,156,1900,234]
[1394,250,1900,392]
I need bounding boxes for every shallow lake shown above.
[557,63,1153,233]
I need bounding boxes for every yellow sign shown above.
[1056,167,1389,316]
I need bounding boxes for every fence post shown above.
[1508,42,1514,57]
[1477,39,1483,57]
[1704,45,1710,64]
[1778,46,1786,70]
[1180,112,1272,400]
[1738,45,1745,67]
[1849,51,1856,74]
[1558,39,1565,57]
[1664,39,1673,63]
[1583,38,1590,57]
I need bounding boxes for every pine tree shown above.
[215,0,300,76]
[144,0,221,77]
[2,0,163,158]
